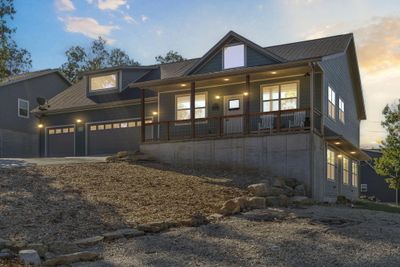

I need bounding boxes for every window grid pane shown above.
[262,83,298,112]
[90,73,117,91]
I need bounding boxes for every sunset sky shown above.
[11,0,400,148]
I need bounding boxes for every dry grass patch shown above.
[0,162,245,243]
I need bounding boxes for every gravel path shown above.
[73,206,400,267]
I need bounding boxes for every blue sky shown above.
[11,0,400,147]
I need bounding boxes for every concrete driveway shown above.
[0,157,107,168]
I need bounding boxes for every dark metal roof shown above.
[0,69,70,87]
[38,33,355,113]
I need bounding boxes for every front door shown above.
[223,94,244,134]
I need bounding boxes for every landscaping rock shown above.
[266,196,280,207]
[19,249,41,266]
[290,196,314,205]
[219,199,241,215]
[43,251,101,266]
[48,241,80,254]
[0,239,10,250]
[207,213,224,221]
[269,186,285,196]
[137,222,171,233]
[247,197,266,209]
[0,252,12,260]
[337,195,351,204]
[294,184,306,196]
[273,176,286,188]
[285,178,300,188]
[279,194,289,207]
[283,185,295,197]
[74,236,104,248]
[9,241,27,252]
[247,183,268,197]
[189,213,210,227]
[103,229,145,241]
[234,196,249,211]
[26,243,47,257]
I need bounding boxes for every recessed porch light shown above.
[350,151,356,154]
[243,92,249,96]
[215,95,221,99]
[334,142,341,145]
[271,71,277,74]
[223,78,230,81]
[180,83,186,87]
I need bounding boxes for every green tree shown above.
[61,37,139,82]
[0,0,32,80]
[155,50,185,64]
[374,99,400,205]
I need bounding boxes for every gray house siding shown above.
[0,72,70,157]
[319,53,360,147]
[40,102,157,156]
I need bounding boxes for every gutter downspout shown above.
[309,62,315,199]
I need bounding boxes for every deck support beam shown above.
[190,81,196,139]
[140,88,145,142]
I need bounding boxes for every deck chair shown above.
[258,114,274,133]
[289,111,306,129]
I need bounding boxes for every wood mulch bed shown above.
[0,162,245,243]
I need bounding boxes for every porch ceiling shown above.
[151,65,312,93]
[326,136,371,161]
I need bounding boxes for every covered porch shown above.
[137,62,323,142]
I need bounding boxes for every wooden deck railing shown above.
[143,108,313,142]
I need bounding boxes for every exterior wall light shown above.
[337,154,343,158]
[215,95,221,99]
[152,111,158,115]
[243,92,249,96]
[38,124,44,129]
[76,119,82,123]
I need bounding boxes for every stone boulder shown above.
[137,222,171,233]
[106,150,157,163]
[285,178,300,188]
[102,229,145,241]
[272,176,286,188]
[294,184,306,196]
[290,196,314,205]
[48,241,80,254]
[269,187,285,196]
[247,197,266,209]
[19,249,41,266]
[26,243,47,257]
[43,251,101,266]
[266,196,280,207]
[247,183,269,197]
[74,236,104,248]
[219,199,241,215]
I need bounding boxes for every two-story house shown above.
[0,69,70,157]
[33,31,369,201]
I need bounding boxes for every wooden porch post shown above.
[310,63,315,131]
[140,88,145,142]
[245,74,250,133]
[190,81,195,139]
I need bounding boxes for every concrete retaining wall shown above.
[0,128,39,158]
[141,133,312,190]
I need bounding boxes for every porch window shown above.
[89,72,118,91]
[343,156,350,184]
[328,86,336,119]
[223,44,245,69]
[339,98,345,123]
[327,148,336,180]
[352,161,359,187]
[176,93,207,121]
[261,82,298,112]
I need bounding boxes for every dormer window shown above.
[223,44,245,69]
[89,72,118,92]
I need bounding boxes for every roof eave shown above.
[129,58,321,89]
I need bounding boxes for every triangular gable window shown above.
[223,44,245,69]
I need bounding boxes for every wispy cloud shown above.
[55,0,75,12]
[141,15,148,22]
[123,15,138,24]
[61,16,119,43]
[97,0,127,10]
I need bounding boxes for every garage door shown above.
[87,119,153,156]
[46,126,75,157]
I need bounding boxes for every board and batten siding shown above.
[319,53,360,147]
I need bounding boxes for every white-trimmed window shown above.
[328,86,336,119]
[89,73,118,91]
[223,44,245,69]
[352,161,359,187]
[176,93,207,121]
[18,99,29,118]
[360,184,367,192]
[339,98,345,123]
[262,82,298,112]
[343,156,350,185]
[327,148,336,180]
